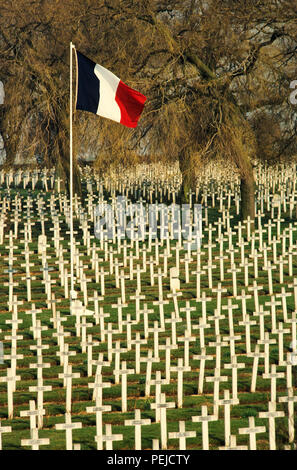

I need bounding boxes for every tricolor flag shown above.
[75,51,147,128]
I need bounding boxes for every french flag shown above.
[75,51,147,128]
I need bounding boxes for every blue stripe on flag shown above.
[76,51,100,114]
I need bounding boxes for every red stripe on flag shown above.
[115,80,146,128]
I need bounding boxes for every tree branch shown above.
[229,30,285,80]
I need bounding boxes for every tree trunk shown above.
[232,146,255,222]
[180,169,192,204]
[179,150,195,204]
[240,173,255,222]
[55,158,66,192]
[226,101,256,223]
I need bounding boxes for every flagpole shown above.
[70,41,76,305]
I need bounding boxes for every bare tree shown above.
[0,0,296,219]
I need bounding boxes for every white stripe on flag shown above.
[94,63,121,123]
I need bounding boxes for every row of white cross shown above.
[1,164,297,450]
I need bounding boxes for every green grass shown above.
[0,180,297,450]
